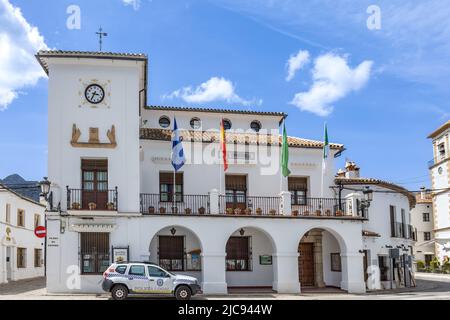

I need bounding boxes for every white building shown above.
[428,121,450,263]
[36,50,415,295]
[0,184,45,284]
[411,189,435,266]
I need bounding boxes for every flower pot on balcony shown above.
[315,210,322,216]
[159,207,166,214]
[304,210,310,216]
[256,208,263,216]
[198,207,206,215]
[72,202,81,210]
[292,210,299,217]
[336,210,343,217]
[185,208,192,215]
[244,208,252,215]
[226,208,234,215]
[148,206,155,214]
[88,202,97,210]
[325,209,332,216]
[269,209,277,215]
[107,202,115,211]
[234,208,242,215]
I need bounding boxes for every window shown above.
[128,265,146,276]
[424,232,431,241]
[80,233,110,274]
[190,117,201,129]
[158,236,184,271]
[378,256,389,281]
[425,254,433,266]
[423,212,430,222]
[17,209,25,227]
[34,214,41,228]
[401,209,406,238]
[115,265,128,274]
[226,237,251,271]
[225,175,247,210]
[148,266,169,278]
[390,206,396,237]
[17,248,26,268]
[5,203,10,224]
[223,119,232,130]
[288,177,308,205]
[250,120,262,132]
[438,142,446,159]
[34,249,42,267]
[159,116,171,128]
[159,172,183,202]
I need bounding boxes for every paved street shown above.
[0,273,449,300]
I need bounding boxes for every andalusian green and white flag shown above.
[322,123,330,175]
[281,123,291,178]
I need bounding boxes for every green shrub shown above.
[416,260,425,270]
[430,257,441,271]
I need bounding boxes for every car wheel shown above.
[175,285,192,300]
[111,284,128,300]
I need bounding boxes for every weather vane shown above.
[96,27,108,51]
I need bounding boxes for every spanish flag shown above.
[220,119,228,171]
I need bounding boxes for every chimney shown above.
[336,169,346,178]
[345,161,360,178]
[420,187,426,200]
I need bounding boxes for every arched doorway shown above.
[298,228,344,289]
[225,226,276,291]
[149,226,203,281]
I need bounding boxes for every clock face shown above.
[85,84,105,104]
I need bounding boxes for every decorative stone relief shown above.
[71,124,117,148]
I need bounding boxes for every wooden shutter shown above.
[390,206,396,237]
[159,236,184,259]
[226,237,249,260]
[288,177,308,191]
[81,159,108,170]
[159,172,183,185]
[225,175,247,191]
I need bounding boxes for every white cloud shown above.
[163,77,262,106]
[122,0,141,10]
[0,0,48,110]
[286,49,310,81]
[290,53,373,116]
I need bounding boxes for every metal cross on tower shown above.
[96,27,108,51]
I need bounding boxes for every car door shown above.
[147,265,174,293]
[127,265,150,293]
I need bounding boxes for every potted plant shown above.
[269,209,277,215]
[292,210,299,217]
[244,208,252,215]
[159,207,166,214]
[72,202,81,210]
[198,207,206,215]
[256,208,263,216]
[336,210,343,217]
[226,208,234,215]
[416,260,425,272]
[88,202,97,210]
[107,202,115,210]
[304,210,310,216]
[325,209,332,216]
[185,208,192,215]
[234,208,242,215]
[148,206,155,214]
[315,210,322,216]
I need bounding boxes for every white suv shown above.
[102,262,201,300]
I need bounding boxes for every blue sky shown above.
[1,0,449,190]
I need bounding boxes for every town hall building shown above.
[36,50,416,294]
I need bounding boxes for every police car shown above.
[102,262,201,300]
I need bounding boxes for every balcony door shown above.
[225,175,247,210]
[82,159,108,210]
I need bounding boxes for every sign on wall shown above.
[112,246,129,263]
[259,255,272,265]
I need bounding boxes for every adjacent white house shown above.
[36,50,416,295]
[428,121,450,263]
[411,189,435,266]
[0,184,46,284]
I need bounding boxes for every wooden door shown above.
[298,243,315,286]
[225,175,247,210]
[82,160,108,210]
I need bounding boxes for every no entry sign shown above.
[34,226,47,238]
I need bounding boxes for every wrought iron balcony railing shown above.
[140,193,210,215]
[67,186,118,211]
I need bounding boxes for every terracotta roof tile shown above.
[140,128,344,150]
[146,105,286,118]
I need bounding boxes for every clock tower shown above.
[428,121,450,263]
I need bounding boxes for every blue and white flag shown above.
[171,117,185,172]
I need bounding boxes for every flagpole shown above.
[279,120,284,193]
[320,122,327,202]
[173,114,176,213]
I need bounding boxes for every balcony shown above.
[391,222,417,240]
[67,187,118,211]
[139,193,361,219]
[140,194,210,215]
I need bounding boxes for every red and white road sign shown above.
[34,226,46,238]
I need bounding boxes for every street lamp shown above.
[363,187,373,203]
[39,177,51,199]
[358,187,373,218]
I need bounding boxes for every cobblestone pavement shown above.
[0,273,449,300]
